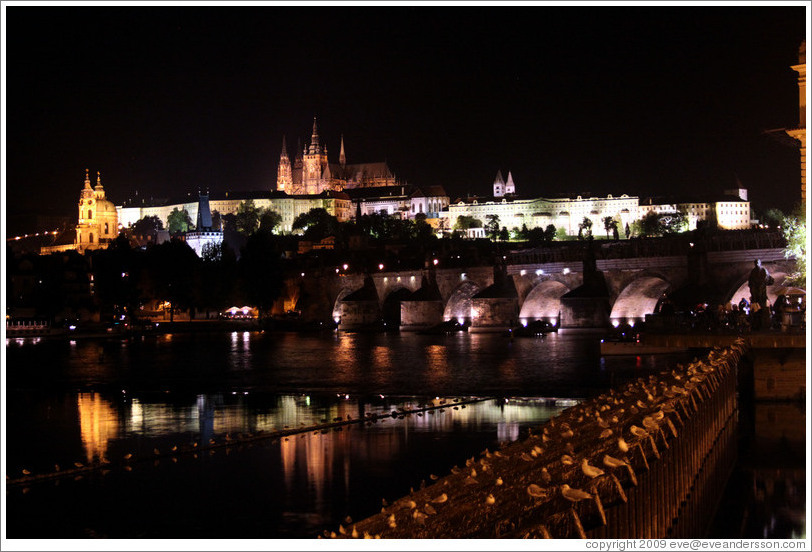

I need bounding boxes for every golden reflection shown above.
[77,393,119,463]
[280,434,296,491]
[371,346,392,370]
[332,334,359,380]
[423,344,449,389]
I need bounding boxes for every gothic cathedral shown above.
[276,117,398,194]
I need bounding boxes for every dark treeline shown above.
[6,215,517,326]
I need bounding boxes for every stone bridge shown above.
[289,244,799,331]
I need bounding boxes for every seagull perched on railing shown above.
[581,458,604,478]
[561,484,592,502]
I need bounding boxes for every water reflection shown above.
[7,390,567,538]
[77,392,118,463]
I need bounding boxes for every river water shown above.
[3,330,802,539]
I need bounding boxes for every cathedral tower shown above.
[302,117,330,194]
[276,135,292,192]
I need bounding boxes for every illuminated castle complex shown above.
[276,117,397,194]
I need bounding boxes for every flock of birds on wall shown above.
[323,340,744,539]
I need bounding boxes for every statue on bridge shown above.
[748,259,774,329]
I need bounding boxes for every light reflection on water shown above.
[6,331,694,538]
[7,330,678,397]
[7,390,565,538]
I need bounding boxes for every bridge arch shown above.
[518,280,570,323]
[610,275,673,323]
[726,271,805,306]
[443,281,482,324]
[331,286,363,321]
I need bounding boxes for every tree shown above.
[145,240,200,322]
[413,213,435,244]
[132,215,164,235]
[782,204,806,289]
[602,216,618,239]
[235,199,261,235]
[259,209,283,233]
[660,210,688,235]
[485,214,501,240]
[498,226,510,241]
[454,215,483,230]
[292,208,338,242]
[636,212,662,237]
[545,224,557,242]
[578,217,593,240]
[238,231,284,319]
[761,208,785,230]
[167,208,193,235]
[197,242,238,317]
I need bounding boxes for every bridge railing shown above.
[507,231,786,266]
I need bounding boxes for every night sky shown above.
[4,5,807,232]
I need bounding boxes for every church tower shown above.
[303,116,329,194]
[276,135,292,192]
[493,170,505,197]
[75,169,118,253]
[505,171,516,195]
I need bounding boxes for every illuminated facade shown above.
[639,189,751,231]
[276,117,398,194]
[346,185,450,220]
[41,169,119,255]
[446,174,638,236]
[448,173,751,236]
[118,190,353,235]
[76,170,119,252]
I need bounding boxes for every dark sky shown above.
[4,5,807,228]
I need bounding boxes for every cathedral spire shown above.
[339,134,346,167]
[280,135,289,160]
[309,116,321,154]
[96,170,103,188]
[84,168,92,189]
